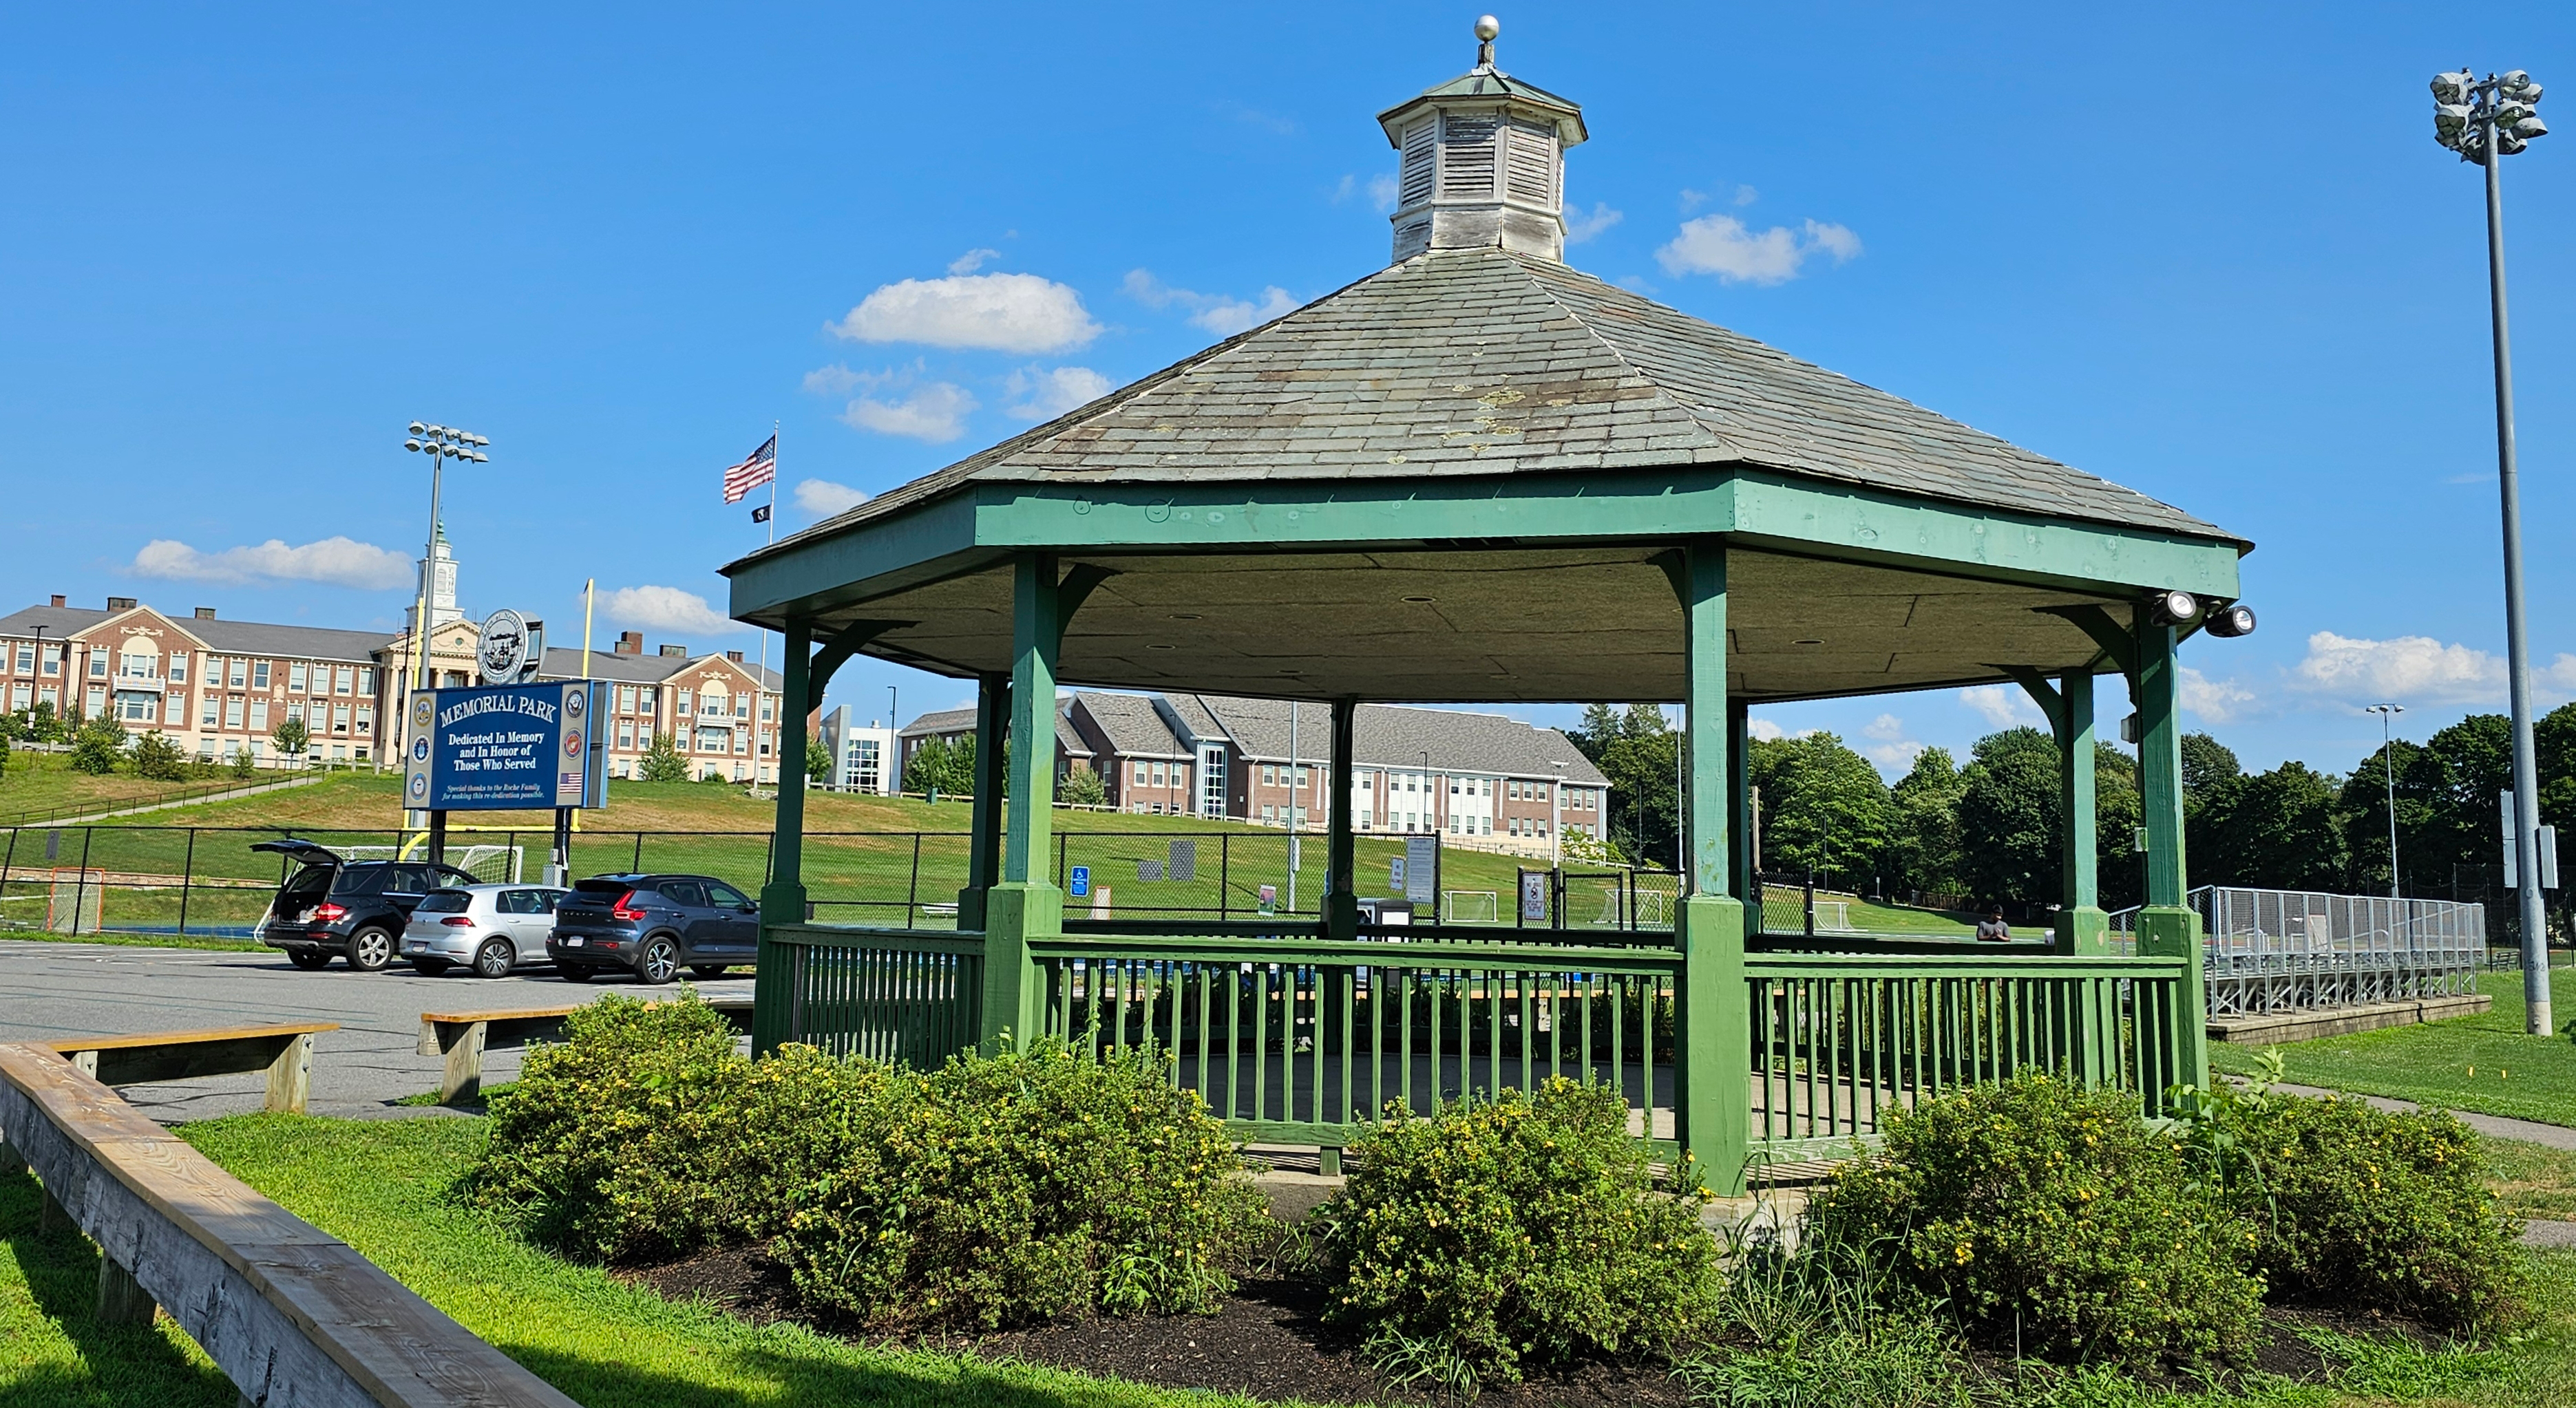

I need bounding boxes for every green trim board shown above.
[727,468,2244,628]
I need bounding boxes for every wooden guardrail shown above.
[420,996,752,1104]
[46,1022,336,1115]
[0,1042,577,1407]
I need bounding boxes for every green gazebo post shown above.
[726,21,2244,1182]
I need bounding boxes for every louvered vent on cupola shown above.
[1439,114,1499,198]
[1376,17,1587,264]
[1398,119,1437,207]
[1505,117,1558,205]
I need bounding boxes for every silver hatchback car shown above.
[401,884,570,978]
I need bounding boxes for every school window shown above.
[252,661,271,689]
[8,684,25,711]
[1133,760,1149,785]
[357,668,374,694]
[1152,760,1167,787]
[289,661,308,691]
[201,696,219,727]
[249,699,270,732]
[42,646,61,675]
[617,721,635,749]
[118,650,154,679]
[223,698,244,729]
[333,667,352,694]
[118,694,154,723]
[619,685,637,714]
[678,691,693,716]
[1295,766,1309,787]
[1480,817,1492,835]
[332,703,350,735]
[1360,775,1372,791]
[11,645,29,673]
[760,695,774,722]
[285,701,304,723]
[87,652,106,678]
[1263,765,1276,786]
[1263,804,1276,821]
[167,654,187,682]
[641,686,658,712]
[85,685,106,714]
[355,707,372,736]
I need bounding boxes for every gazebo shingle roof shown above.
[768,246,2226,561]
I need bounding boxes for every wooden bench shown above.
[0,1041,578,1407]
[46,1022,337,1116]
[419,997,752,1105]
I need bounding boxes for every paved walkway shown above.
[0,937,752,1120]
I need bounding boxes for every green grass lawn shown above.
[0,751,302,829]
[2212,969,2576,1129]
[8,1113,2576,1407]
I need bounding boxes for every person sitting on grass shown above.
[1974,906,2012,942]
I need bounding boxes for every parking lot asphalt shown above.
[0,939,755,1122]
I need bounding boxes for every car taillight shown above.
[611,890,645,922]
[312,903,348,922]
[441,916,476,927]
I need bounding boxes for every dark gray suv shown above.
[548,874,759,984]
[252,840,479,972]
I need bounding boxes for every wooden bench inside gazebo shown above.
[722,23,2248,1191]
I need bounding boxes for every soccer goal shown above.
[339,844,525,884]
[1441,890,1499,924]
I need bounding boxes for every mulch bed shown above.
[620,1244,2441,1406]
[620,1244,1691,1405]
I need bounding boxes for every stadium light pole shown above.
[2366,703,2405,902]
[401,423,489,694]
[2431,68,2554,1030]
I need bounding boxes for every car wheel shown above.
[472,939,514,979]
[639,937,681,985]
[286,949,331,971]
[558,965,591,983]
[689,964,728,979]
[346,927,395,972]
[412,958,452,977]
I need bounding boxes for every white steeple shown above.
[405,524,463,634]
[1376,16,1588,264]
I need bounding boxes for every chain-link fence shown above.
[1502,865,1682,937]
[2108,886,2486,1016]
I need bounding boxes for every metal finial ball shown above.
[1475,15,1499,41]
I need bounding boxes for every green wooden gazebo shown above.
[724,24,2248,1188]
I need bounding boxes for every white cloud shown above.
[1369,173,1400,212]
[1859,712,1925,770]
[129,536,412,590]
[1005,365,1115,420]
[1747,718,1786,742]
[841,382,979,442]
[1960,685,2038,729]
[1656,214,1863,286]
[1563,202,1623,245]
[794,478,869,516]
[601,585,736,636]
[831,271,1099,354]
[2288,630,2576,706]
[946,247,1000,275]
[1123,269,1299,336]
[2179,667,2257,724]
[801,363,867,396]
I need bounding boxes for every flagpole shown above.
[759,421,778,786]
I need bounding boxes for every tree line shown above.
[1567,700,2576,923]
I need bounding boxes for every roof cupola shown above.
[1376,16,1587,264]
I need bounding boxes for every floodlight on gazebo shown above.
[2204,604,2257,639]
[2148,590,2200,626]
[2435,104,2473,145]
[2434,70,2477,104]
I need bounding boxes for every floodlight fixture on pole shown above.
[2429,65,2553,1034]
[2365,703,2405,903]
[401,422,489,695]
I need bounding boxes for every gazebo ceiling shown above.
[811,545,2135,706]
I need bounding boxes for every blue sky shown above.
[4,3,2573,781]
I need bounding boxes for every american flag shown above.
[720,435,777,504]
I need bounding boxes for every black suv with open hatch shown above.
[253,839,479,972]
